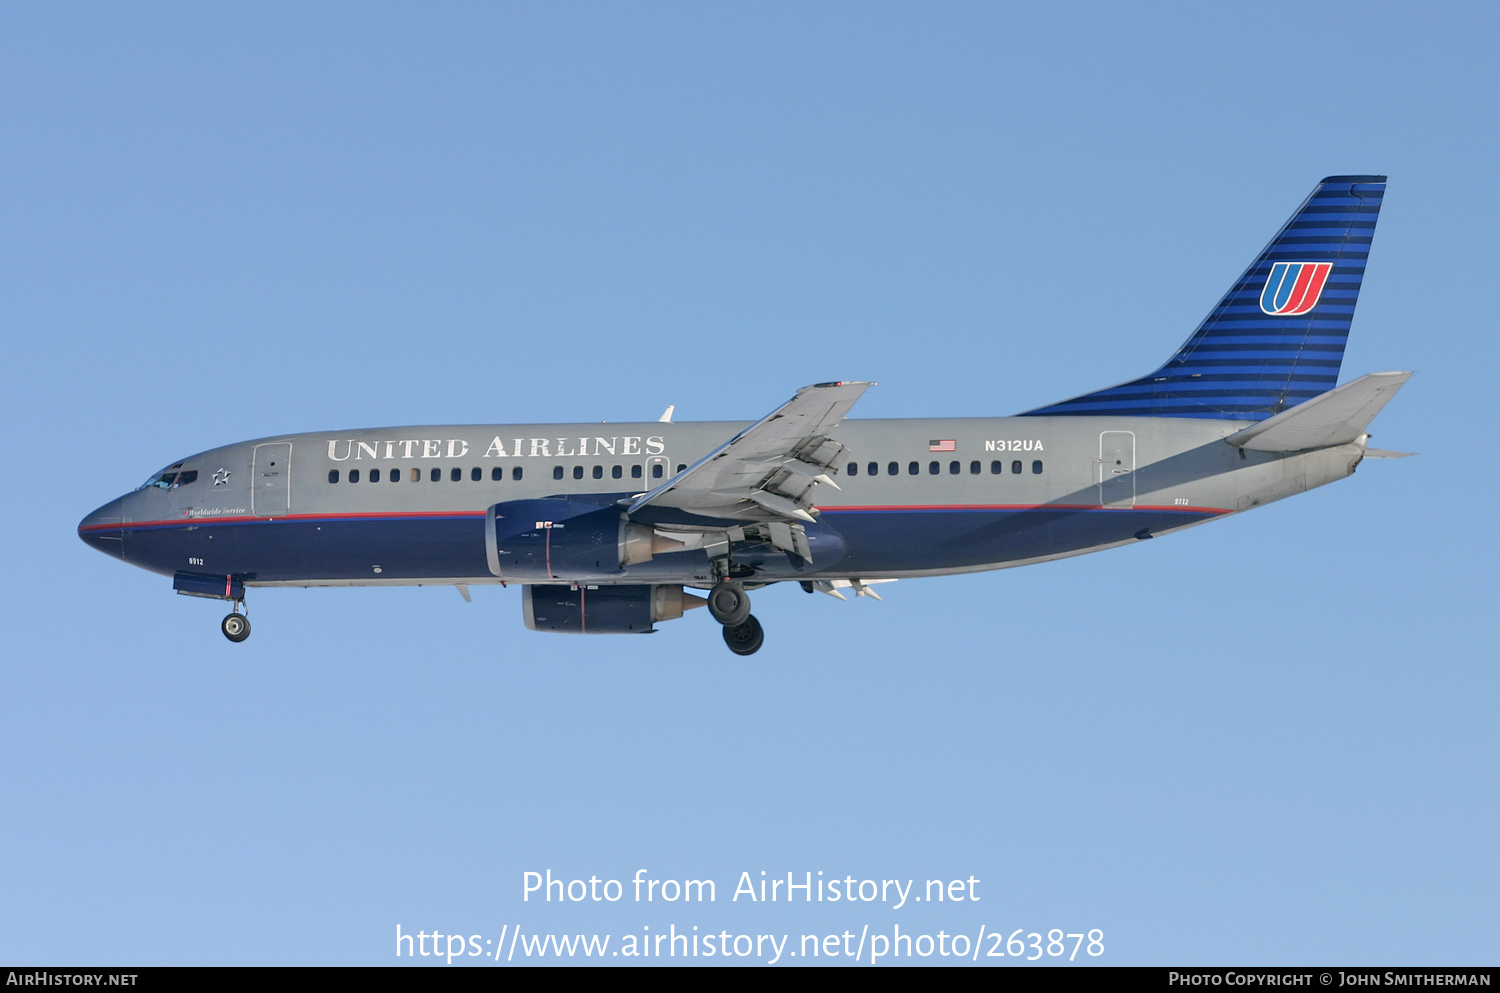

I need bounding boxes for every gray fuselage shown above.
[78,415,1366,589]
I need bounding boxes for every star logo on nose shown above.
[212,468,231,486]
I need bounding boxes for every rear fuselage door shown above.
[252,443,292,517]
[1098,431,1135,508]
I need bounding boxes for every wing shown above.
[626,381,873,522]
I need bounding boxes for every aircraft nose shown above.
[78,494,132,559]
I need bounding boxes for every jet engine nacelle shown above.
[522,584,704,634]
[485,498,680,581]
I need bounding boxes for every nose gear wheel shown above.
[221,612,251,643]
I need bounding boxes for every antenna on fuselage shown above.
[658,405,675,423]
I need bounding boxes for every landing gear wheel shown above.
[707,580,751,627]
[221,613,251,643]
[722,614,764,656]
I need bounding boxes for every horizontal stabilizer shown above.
[1225,371,1412,452]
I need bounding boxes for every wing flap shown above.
[626,381,872,520]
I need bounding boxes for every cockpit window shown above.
[141,462,191,490]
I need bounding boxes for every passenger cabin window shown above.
[553,466,564,480]
[573,466,583,480]
[1032,460,1044,474]
[471,467,482,482]
[389,468,399,482]
[491,467,503,481]
[949,461,960,474]
[888,462,899,476]
[592,465,603,479]
[990,460,1002,474]
[410,468,420,483]
[450,467,462,482]
[969,461,980,475]
[631,465,642,479]
[349,469,361,483]
[847,462,858,476]
[676,464,687,474]
[512,467,523,480]
[928,461,939,475]
[328,470,339,484]
[652,464,664,479]
[908,462,919,475]
[370,468,381,482]
[1011,460,1022,474]
[868,462,878,476]
[431,468,442,482]
[612,465,622,479]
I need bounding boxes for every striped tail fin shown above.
[1022,176,1386,421]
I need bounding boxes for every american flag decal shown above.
[928,440,956,452]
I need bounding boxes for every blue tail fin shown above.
[1022,176,1386,421]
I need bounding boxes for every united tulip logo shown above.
[1259,262,1332,316]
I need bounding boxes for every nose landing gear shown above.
[221,605,251,643]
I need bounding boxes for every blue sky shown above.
[2,1,1495,966]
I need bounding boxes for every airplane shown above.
[78,175,1410,656]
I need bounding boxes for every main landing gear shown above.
[707,579,751,626]
[722,615,764,656]
[707,578,764,656]
[221,603,251,643]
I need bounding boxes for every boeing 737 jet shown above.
[79,176,1409,655]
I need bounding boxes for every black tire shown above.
[221,613,251,643]
[722,614,764,656]
[707,580,751,627]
